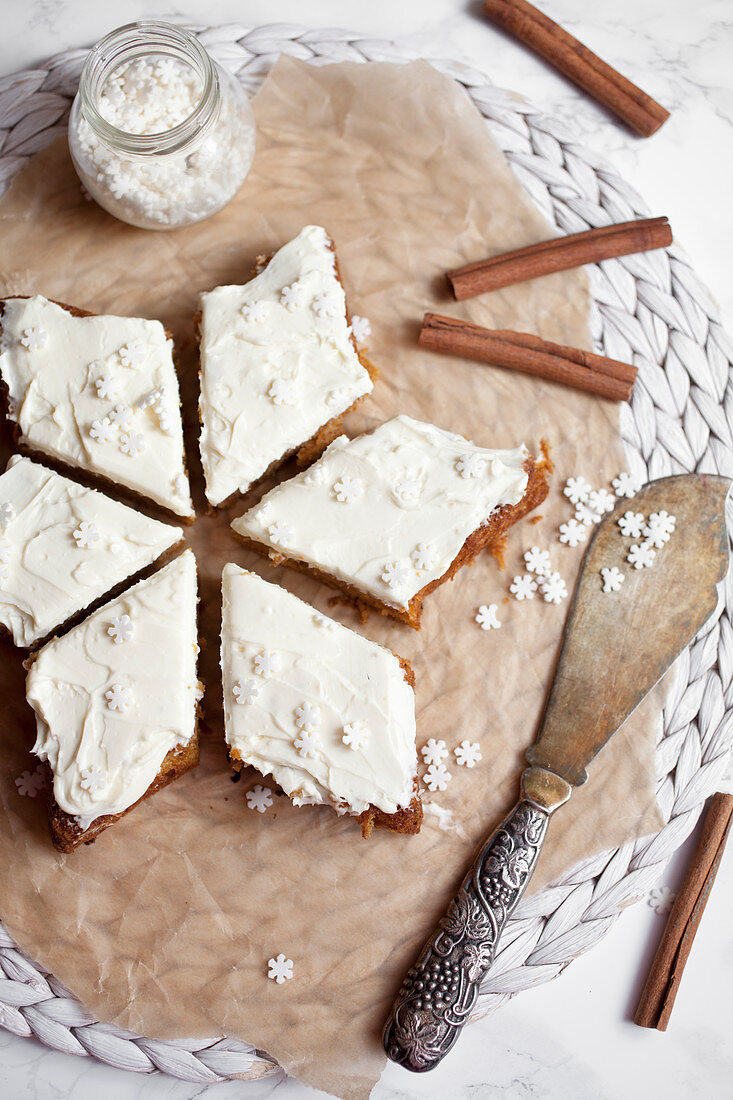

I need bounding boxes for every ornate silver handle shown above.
[382,767,571,1072]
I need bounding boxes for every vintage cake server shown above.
[383,473,731,1072]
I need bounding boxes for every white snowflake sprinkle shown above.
[233,679,259,705]
[246,785,273,813]
[424,763,452,792]
[350,315,371,344]
[95,375,121,400]
[647,886,675,915]
[644,511,676,547]
[475,603,501,630]
[173,473,189,499]
[0,502,15,532]
[73,521,100,549]
[89,417,115,444]
[20,327,47,351]
[312,291,339,318]
[612,472,642,498]
[333,476,362,504]
[563,476,591,504]
[294,729,320,757]
[600,566,625,593]
[411,542,438,571]
[312,611,336,631]
[523,547,552,577]
[280,282,306,311]
[268,378,296,406]
[575,502,602,526]
[454,740,482,768]
[109,404,134,430]
[510,574,537,601]
[381,561,410,589]
[268,520,294,547]
[254,650,280,679]
[342,720,369,751]
[628,542,656,569]
[618,511,645,538]
[105,684,133,712]
[295,701,321,732]
[421,738,448,766]
[107,614,133,644]
[558,519,588,547]
[119,341,146,369]
[15,767,46,797]
[80,764,106,793]
[267,953,294,984]
[588,488,616,515]
[456,453,483,479]
[394,476,423,504]
[120,430,146,457]
[540,571,568,605]
[303,464,328,487]
[241,300,268,324]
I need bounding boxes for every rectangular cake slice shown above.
[26,550,200,852]
[231,414,550,628]
[221,564,422,836]
[198,225,374,507]
[0,295,193,518]
[0,456,183,647]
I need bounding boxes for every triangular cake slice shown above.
[0,295,193,518]
[231,414,551,628]
[197,225,374,506]
[0,456,184,647]
[220,564,421,836]
[27,550,200,852]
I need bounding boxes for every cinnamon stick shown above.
[447,218,672,301]
[634,792,733,1031]
[419,313,636,401]
[483,0,669,137]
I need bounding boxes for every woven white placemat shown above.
[1,22,732,1086]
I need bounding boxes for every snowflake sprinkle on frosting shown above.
[455,453,483,479]
[381,561,410,589]
[267,520,294,547]
[15,767,46,797]
[280,282,306,311]
[333,476,362,504]
[454,740,482,768]
[20,327,47,351]
[394,476,423,504]
[119,341,146,369]
[424,763,452,792]
[411,542,438,571]
[295,701,321,732]
[558,519,588,547]
[241,300,268,324]
[421,738,448,766]
[563,476,591,505]
[342,720,369,751]
[268,953,294,984]
[312,611,336,631]
[294,729,320,757]
[312,291,339,318]
[618,511,645,538]
[233,679,260,705]
[95,376,121,400]
[246,785,273,813]
[350,315,371,344]
[0,502,15,532]
[120,430,146,457]
[587,488,616,515]
[89,417,115,444]
[510,574,537,601]
[601,566,625,593]
[643,511,676,547]
[73,521,100,549]
[475,603,500,630]
[612,471,642,498]
[303,464,328,487]
[107,614,133,644]
[254,650,280,679]
[105,684,133,712]
[137,389,160,410]
[523,546,551,577]
[109,404,134,430]
[268,378,296,406]
[539,571,568,605]
[628,542,656,569]
[80,764,106,793]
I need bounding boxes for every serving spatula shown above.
[383,473,730,1072]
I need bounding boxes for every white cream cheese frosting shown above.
[0,295,193,517]
[231,414,530,612]
[27,550,199,828]
[220,564,417,817]
[198,225,373,506]
[0,456,183,647]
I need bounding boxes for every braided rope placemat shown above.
[1,22,732,1086]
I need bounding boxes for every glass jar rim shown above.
[78,21,220,156]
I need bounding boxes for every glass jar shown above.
[68,21,256,230]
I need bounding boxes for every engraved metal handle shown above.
[382,767,571,1072]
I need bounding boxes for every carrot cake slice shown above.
[221,564,421,836]
[197,225,374,507]
[231,414,550,628]
[0,456,183,648]
[26,550,200,852]
[0,295,193,518]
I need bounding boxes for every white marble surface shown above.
[0,3,732,1099]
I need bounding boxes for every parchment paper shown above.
[0,59,665,1100]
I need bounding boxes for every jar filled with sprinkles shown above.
[68,21,256,229]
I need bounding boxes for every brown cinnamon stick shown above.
[419,313,637,401]
[483,0,670,137]
[634,792,733,1031]
[448,218,672,301]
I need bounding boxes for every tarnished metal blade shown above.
[527,474,731,787]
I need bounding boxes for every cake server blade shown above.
[383,473,730,1073]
